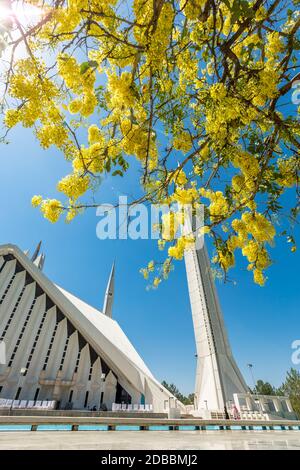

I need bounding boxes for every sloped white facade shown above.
[184,243,249,413]
[0,244,182,412]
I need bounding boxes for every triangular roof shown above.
[0,244,178,404]
[56,284,154,378]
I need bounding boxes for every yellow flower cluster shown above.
[205,96,244,145]
[171,169,188,186]
[241,212,275,243]
[177,48,199,89]
[265,32,285,59]
[4,58,73,153]
[36,121,69,149]
[232,174,256,210]
[161,211,182,241]
[2,0,297,290]
[242,240,270,286]
[277,157,298,187]
[218,249,235,271]
[180,0,206,20]
[73,145,104,174]
[173,132,193,153]
[172,187,199,205]
[242,240,269,265]
[147,260,155,272]
[210,83,227,101]
[232,212,275,246]
[107,72,136,110]
[201,189,229,221]
[229,212,275,285]
[57,174,90,201]
[40,199,63,223]
[120,119,157,169]
[253,269,265,286]
[88,125,103,145]
[58,54,97,117]
[146,3,174,69]
[5,59,59,128]
[168,235,194,260]
[232,150,260,191]
[31,195,43,208]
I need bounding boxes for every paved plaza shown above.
[0,430,300,450]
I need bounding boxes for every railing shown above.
[0,399,56,411]
[112,403,153,412]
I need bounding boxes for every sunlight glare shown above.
[0,2,42,27]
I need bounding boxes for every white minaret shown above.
[103,262,115,318]
[184,241,248,413]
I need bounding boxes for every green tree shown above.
[161,381,194,405]
[278,368,300,418]
[254,379,276,396]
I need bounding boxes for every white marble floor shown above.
[0,430,300,450]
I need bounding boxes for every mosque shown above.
[0,241,296,419]
[0,243,183,412]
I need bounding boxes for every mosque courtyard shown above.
[0,430,300,450]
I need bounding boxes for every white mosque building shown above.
[0,241,296,419]
[0,243,183,413]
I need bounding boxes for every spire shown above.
[31,241,42,263]
[184,215,248,412]
[102,262,115,318]
[33,253,46,271]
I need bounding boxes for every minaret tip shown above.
[31,241,42,262]
[103,262,115,318]
[33,252,46,271]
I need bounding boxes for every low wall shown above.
[0,415,300,430]
[0,409,167,419]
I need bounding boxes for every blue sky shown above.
[0,124,299,395]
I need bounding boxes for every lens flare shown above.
[0,2,42,27]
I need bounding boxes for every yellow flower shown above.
[31,195,43,207]
[57,173,90,200]
[253,268,265,287]
[162,212,180,241]
[40,199,63,223]
[210,83,227,101]
[147,260,155,271]
[171,169,187,186]
[173,132,192,153]
[199,225,210,235]
[68,99,82,114]
[199,144,210,160]
[277,157,298,187]
[265,32,285,58]
[88,125,102,144]
[4,109,20,128]
[218,249,235,271]
[140,268,149,280]
[168,236,194,259]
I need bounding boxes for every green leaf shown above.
[112,170,124,177]
[222,0,231,9]
[105,160,111,172]
[80,60,98,74]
